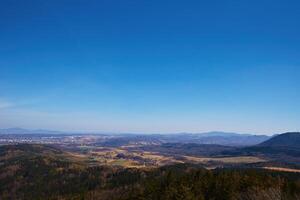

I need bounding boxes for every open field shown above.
[263,167,300,173]
[183,155,266,164]
[63,144,267,169]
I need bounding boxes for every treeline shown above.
[1,161,300,200]
[0,154,107,199]
[122,165,300,200]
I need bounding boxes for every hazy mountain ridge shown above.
[0,128,270,146]
[0,128,69,135]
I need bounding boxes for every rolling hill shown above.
[244,132,300,155]
[224,132,300,166]
[258,132,300,149]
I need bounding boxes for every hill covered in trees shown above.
[222,132,300,166]
[259,132,300,149]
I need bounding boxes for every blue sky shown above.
[0,0,299,134]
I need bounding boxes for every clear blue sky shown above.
[0,0,299,134]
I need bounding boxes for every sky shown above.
[0,0,299,134]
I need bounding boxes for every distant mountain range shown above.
[156,132,270,146]
[93,131,271,146]
[0,128,67,135]
[0,128,271,146]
